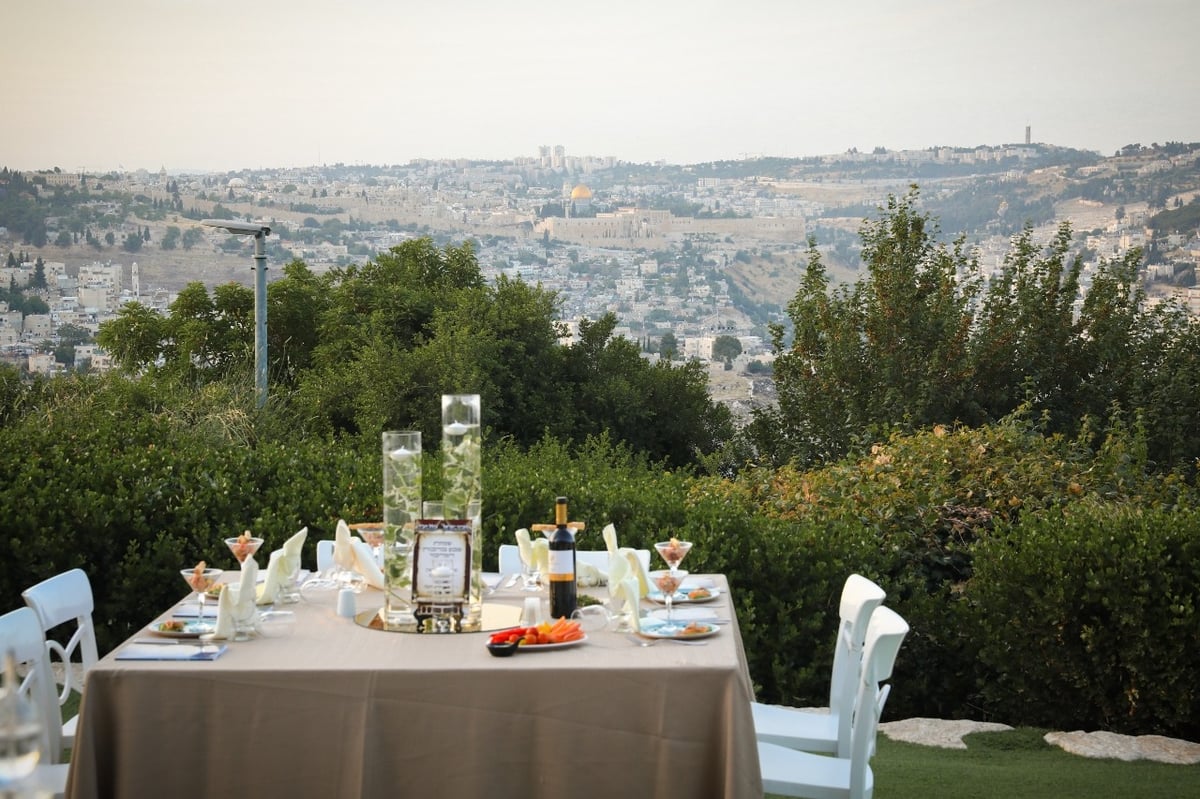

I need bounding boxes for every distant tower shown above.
[132,262,140,300]
[1025,125,1031,145]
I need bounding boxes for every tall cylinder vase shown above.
[382,430,422,628]
[442,395,483,631]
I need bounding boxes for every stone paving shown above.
[879,717,1200,765]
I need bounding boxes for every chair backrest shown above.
[22,568,100,706]
[0,606,65,764]
[846,606,909,798]
[827,574,886,754]
[496,544,650,575]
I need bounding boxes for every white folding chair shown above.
[758,605,910,799]
[22,568,100,749]
[496,544,650,575]
[0,606,71,796]
[752,574,886,756]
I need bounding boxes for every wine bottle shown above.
[547,496,577,619]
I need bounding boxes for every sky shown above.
[4,0,1198,173]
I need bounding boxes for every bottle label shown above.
[547,549,575,581]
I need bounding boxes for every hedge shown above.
[2,388,1197,739]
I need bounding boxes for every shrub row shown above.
[2,390,1196,739]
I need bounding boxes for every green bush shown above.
[968,503,1200,739]
[4,377,1199,740]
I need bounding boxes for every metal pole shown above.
[253,232,268,408]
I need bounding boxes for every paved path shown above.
[879,717,1200,765]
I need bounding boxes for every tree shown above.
[711,335,742,368]
[181,227,202,250]
[122,233,143,253]
[750,188,979,467]
[161,226,180,250]
[659,332,679,360]
[105,231,115,247]
[32,258,47,289]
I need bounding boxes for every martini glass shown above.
[651,569,687,634]
[225,535,263,564]
[181,565,223,634]
[654,538,693,576]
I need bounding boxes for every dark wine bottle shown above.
[547,496,577,619]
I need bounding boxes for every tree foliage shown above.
[751,186,1200,473]
[95,238,730,467]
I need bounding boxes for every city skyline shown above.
[4,0,1199,173]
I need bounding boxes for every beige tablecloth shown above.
[66,574,761,799]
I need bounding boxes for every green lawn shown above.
[769,728,1199,798]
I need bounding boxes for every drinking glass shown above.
[255,610,297,638]
[225,535,263,564]
[654,538,693,575]
[351,523,385,567]
[0,652,42,790]
[570,605,612,634]
[517,534,543,591]
[651,569,687,633]
[181,566,223,633]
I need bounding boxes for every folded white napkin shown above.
[514,527,533,568]
[212,583,236,639]
[531,538,549,574]
[332,518,384,589]
[351,539,385,589]
[231,556,258,624]
[613,577,643,632]
[283,526,308,572]
[333,519,358,571]
[577,561,606,587]
[620,546,653,596]
[608,548,631,587]
[602,523,619,556]
[258,527,308,605]
[258,550,286,605]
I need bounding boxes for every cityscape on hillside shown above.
[3,140,1200,420]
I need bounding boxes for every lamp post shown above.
[202,219,271,407]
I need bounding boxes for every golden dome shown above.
[570,184,593,200]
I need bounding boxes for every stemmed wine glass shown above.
[181,564,223,634]
[651,569,688,633]
[654,537,693,576]
[351,523,385,567]
[518,540,545,591]
[225,533,263,564]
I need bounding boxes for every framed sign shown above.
[411,519,472,631]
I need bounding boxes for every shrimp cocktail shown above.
[654,537,692,575]
[182,561,223,633]
[225,532,263,564]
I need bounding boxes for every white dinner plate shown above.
[649,607,720,624]
[518,635,587,651]
[647,586,722,604]
[147,620,208,639]
[636,620,720,640]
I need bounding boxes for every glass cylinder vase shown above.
[382,430,422,628]
[442,395,482,630]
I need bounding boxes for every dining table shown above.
[65,571,763,799]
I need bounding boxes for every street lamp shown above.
[202,219,271,407]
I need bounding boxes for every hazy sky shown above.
[4,0,1198,173]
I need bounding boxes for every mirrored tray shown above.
[355,601,522,634]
